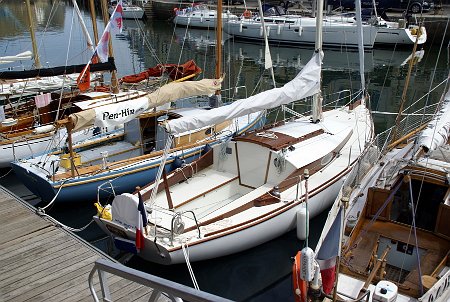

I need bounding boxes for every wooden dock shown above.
[0,187,159,302]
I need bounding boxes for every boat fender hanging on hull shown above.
[300,247,315,282]
[296,205,309,240]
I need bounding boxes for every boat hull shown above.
[225,19,378,49]
[94,175,345,264]
[375,25,427,45]
[11,144,208,203]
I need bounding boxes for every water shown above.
[0,1,449,301]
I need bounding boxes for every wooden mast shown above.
[100,0,119,93]
[25,0,41,69]
[89,0,100,46]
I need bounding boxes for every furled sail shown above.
[418,88,450,153]
[69,78,223,131]
[165,52,322,135]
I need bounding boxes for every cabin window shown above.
[390,180,446,232]
[139,116,158,154]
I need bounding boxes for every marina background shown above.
[0,0,449,300]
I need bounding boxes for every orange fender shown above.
[243,10,251,18]
[292,251,308,302]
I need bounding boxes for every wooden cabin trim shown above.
[139,148,215,199]
[435,203,450,240]
[53,140,216,183]
[234,128,325,151]
[168,162,356,253]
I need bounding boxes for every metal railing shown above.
[89,258,234,302]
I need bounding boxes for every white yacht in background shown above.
[109,1,145,19]
[173,4,238,28]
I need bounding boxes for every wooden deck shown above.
[0,186,166,302]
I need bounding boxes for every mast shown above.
[311,0,323,122]
[89,0,100,46]
[257,0,276,87]
[25,0,41,69]
[100,0,119,93]
[212,0,223,105]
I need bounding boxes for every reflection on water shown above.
[0,1,449,301]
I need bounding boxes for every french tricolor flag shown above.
[135,191,148,251]
[316,206,343,294]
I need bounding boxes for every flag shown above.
[135,211,144,251]
[137,191,148,228]
[110,0,123,34]
[88,1,122,64]
[316,206,343,294]
[96,28,111,63]
[34,93,52,108]
[77,63,91,92]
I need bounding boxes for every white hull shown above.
[375,25,427,45]
[326,14,427,45]
[225,17,378,48]
[95,103,373,265]
[173,7,238,28]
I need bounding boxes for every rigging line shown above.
[181,242,200,290]
[406,177,424,295]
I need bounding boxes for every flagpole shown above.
[100,0,119,94]
[332,202,346,301]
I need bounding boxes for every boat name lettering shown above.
[102,108,139,120]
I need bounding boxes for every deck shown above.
[0,186,165,302]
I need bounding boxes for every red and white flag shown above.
[110,0,124,34]
[135,210,145,252]
[93,0,123,63]
[316,206,343,294]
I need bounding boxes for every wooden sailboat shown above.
[0,0,118,168]
[11,3,264,204]
[310,85,450,301]
[92,0,374,265]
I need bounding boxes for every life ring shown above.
[243,10,251,18]
[292,251,308,302]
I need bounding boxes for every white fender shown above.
[300,247,315,282]
[239,21,243,33]
[296,205,309,240]
[298,26,303,36]
[259,26,263,37]
[277,24,282,35]
[266,26,270,37]
[33,124,55,134]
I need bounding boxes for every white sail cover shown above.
[165,52,322,135]
[418,88,450,153]
[70,78,222,131]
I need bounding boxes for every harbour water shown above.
[0,1,449,301]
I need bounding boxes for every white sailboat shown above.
[224,5,378,49]
[93,0,374,265]
[173,4,238,28]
